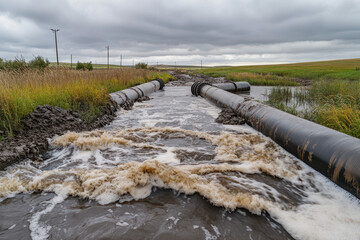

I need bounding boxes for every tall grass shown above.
[225,72,299,86]
[0,68,172,137]
[266,80,360,138]
[310,80,360,138]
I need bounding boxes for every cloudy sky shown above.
[0,0,360,66]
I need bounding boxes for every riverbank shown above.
[190,59,360,139]
[0,68,172,169]
[0,68,172,138]
[0,99,119,170]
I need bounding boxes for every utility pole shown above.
[50,29,60,65]
[70,54,72,69]
[105,46,109,69]
[120,54,122,67]
[133,58,134,67]
[201,60,202,69]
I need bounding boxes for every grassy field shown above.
[0,68,172,137]
[196,58,360,86]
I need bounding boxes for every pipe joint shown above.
[191,82,212,96]
[153,78,165,90]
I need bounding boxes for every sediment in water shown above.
[2,127,360,240]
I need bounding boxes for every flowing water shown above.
[1,86,360,240]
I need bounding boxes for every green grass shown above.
[196,58,360,86]
[0,68,173,138]
[266,80,360,138]
[226,72,299,86]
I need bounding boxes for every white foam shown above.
[201,226,218,240]
[29,194,66,240]
[270,179,360,240]
[8,224,16,230]
[116,221,129,227]
[151,147,180,165]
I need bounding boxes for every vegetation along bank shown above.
[196,59,360,138]
[0,57,172,168]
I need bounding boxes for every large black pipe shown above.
[192,82,360,199]
[213,82,250,92]
[110,78,164,105]
[191,81,250,94]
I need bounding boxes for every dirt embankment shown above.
[168,72,231,86]
[0,100,122,170]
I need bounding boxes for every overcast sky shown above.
[0,0,360,66]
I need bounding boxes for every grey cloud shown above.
[0,0,359,64]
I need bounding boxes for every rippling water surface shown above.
[1,86,360,240]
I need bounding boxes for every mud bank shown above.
[215,108,246,125]
[0,100,120,170]
[169,72,230,86]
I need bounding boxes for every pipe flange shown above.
[192,81,211,96]
[153,78,165,90]
[191,82,200,95]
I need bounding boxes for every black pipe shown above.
[213,82,250,92]
[191,82,250,95]
[110,78,164,105]
[192,82,360,199]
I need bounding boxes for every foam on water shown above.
[1,127,360,239]
[29,194,66,240]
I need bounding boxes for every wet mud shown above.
[215,108,245,125]
[169,72,230,86]
[0,100,119,170]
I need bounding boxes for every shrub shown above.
[0,56,50,71]
[76,61,93,71]
[85,62,93,71]
[1,57,28,71]
[28,56,50,71]
[135,62,148,69]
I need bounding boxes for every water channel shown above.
[1,85,360,240]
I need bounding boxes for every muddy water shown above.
[1,86,360,240]
[239,86,311,112]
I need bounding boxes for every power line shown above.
[50,29,60,65]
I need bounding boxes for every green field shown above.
[196,58,360,86]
